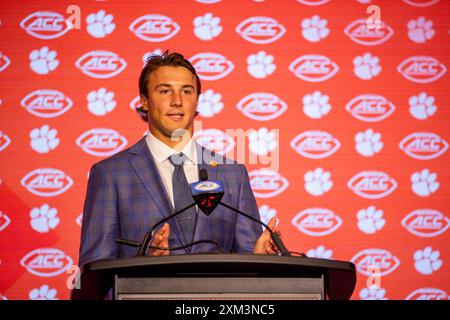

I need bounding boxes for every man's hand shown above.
[149,223,170,256]
[253,217,281,254]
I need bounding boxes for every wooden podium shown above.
[71,254,356,300]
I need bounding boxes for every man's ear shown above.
[140,94,149,111]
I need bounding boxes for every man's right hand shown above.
[149,223,170,256]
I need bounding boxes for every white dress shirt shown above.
[145,132,199,209]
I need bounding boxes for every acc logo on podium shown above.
[20,248,73,277]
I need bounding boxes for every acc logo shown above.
[348,171,397,199]
[20,11,71,40]
[129,14,180,42]
[190,53,234,80]
[21,168,73,197]
[76,128,128,157]
[236,93,287,121]
[344,19,394,46]
[291,208,342,236]
[0,131,11,152]
[76,213,83,227]
[399,132,448,160]
[402,0,440,7]
[0,52,11,72]
[249,169,289,198]
[406,288,448,300]
[352,248,400,277]
[289,55,339,82]
[401,209,449,238]
[21,89,73,118]
[296,0,331,5]
[192,181,222,192]
[130,95,141,110]
[20,248,73,277]
[397,56,446,83]
[75,50,127,79]
[290,131,340,159]
[235,16,286,44]
[345,94,395,122]
[0,211,11,232]
[194,129,235,155]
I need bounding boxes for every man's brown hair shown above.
[137,50,201,121]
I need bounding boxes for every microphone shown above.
[116,169,222,256]
[192,169,294,256]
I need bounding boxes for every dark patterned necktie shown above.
[168,152,196,244]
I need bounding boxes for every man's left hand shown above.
[253,217,281,254]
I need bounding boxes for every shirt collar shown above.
[146,131,197,165]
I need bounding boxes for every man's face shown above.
[141,66,198,143]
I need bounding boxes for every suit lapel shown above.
[128,137,187,249]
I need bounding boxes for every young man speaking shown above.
[78,51,280,268]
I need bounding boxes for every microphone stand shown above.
[219,201,297,257]
[116,202,196,256]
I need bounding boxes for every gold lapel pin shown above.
[209,160,218,167]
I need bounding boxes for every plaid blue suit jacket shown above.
[78,137,262,267]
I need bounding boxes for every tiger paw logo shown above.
[236,16,286,44]
[129,14,180,42]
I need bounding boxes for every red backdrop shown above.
[0,0,449,300]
